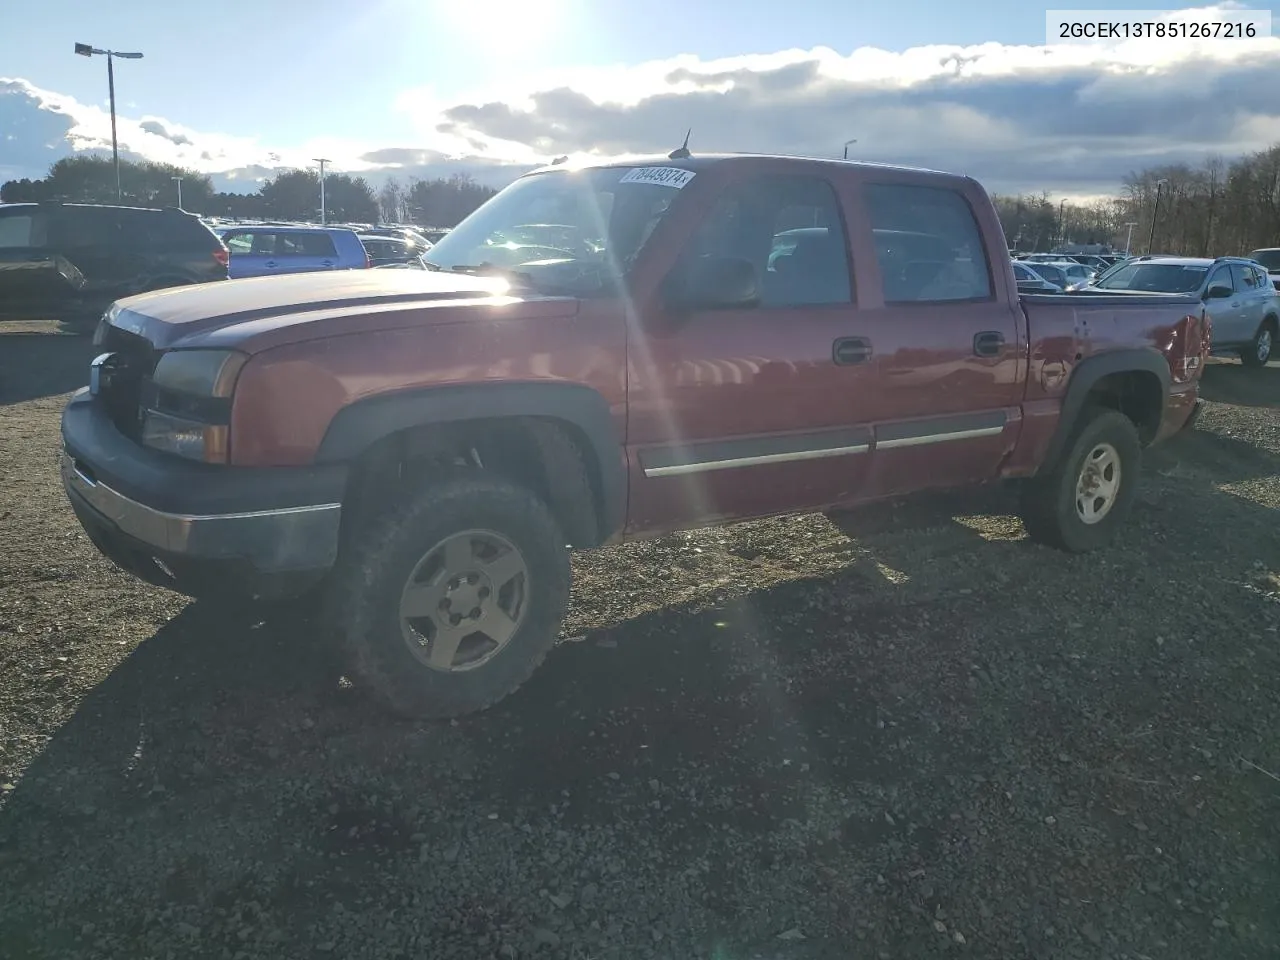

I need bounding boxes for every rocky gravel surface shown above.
[1,326,1278,960]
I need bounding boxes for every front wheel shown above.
[1240,319,1275,368]
[1020,409,1142,552]
[333,475,571,719]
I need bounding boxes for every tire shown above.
[1240,317,1275,368]
[332,474,571,719]
[1020,408,1142,553]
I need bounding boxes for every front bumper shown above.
[61,389,347,599]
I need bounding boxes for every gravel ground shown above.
[1,324,1278,960]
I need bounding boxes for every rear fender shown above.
[1038,348,1170,472]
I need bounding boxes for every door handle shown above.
[264,261,278,268]
[973,331,1005,357]
[321,259,334,267]
[832,336,872,365]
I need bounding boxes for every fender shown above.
[1038,348,1170,472]
[315,381,626,541]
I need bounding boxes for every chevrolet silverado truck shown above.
[61,155,1210,719]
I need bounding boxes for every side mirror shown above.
[1204,284,1233,300]
[665,256,760,312]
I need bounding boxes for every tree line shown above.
[0,156,498,228]
[8,142,1280,254]
[992,141,1280,256]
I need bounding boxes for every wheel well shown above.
[1083,371,1164,444]
[338,416,605,550]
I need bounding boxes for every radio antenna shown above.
[668,129,692,160]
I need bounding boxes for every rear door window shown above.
[864,183,993,302]
[52,207,122,249]
[279,232,337,257]
[0,211,35,247]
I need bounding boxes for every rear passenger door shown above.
[47,207,130,295]
[277,231,339,273]
[1231,263,1269,343]
[853,181,1024,498]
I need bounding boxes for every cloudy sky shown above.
[2,0,1279,200]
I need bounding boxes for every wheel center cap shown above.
[446,574,489,614]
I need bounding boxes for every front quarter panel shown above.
[229,300,627,467]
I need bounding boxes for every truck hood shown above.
[105,270,579,351]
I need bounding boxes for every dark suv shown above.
[0,202,229,328]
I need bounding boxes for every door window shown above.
[1230,263,1257,292]
[279,232,337,257]
[0,212,34,247]
[864,183,992,302]
[1205,265,1232,294]
[679,175,852,307]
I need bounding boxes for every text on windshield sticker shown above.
[618,167,696,189]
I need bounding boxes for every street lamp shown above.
[172,176,183,209]
[1123,221,1138,257]
[1058,199,1066,249]
[313,158,331,224]
[1147,178,1168,254]
[75,43,143,202]
[843,138,857,160]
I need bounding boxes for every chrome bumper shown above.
[60,452,342,571]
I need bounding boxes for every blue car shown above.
[217,224,369,279]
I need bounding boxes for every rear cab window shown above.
[864,183,992,302]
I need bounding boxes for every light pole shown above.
[313,158,331,224]
[1147,178,1168,254]
[1123,221,1138,257]
[75,43,143,202]
[843,138,857,160]
[1058,199,1066,249]
[172,176,183,209]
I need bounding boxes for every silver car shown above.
[1092,256,1278,366]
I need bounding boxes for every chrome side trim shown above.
[643,443,869,478]
[875,425,1006,450]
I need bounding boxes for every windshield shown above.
[424,167,686,295]
[1094,262,1209,293]
[1249,249,1280,270]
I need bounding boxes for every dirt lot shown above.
[1,324,1278,960]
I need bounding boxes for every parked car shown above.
[217,224,369,278]
[1014,259,1071,290]
[359,234,428,268]
[1247,247,1280,290]
[62,154,1209,719]
[363,225,434,250]
[0,202,228,327]
[1011,261,1062,293]
[1091,256,1277,365]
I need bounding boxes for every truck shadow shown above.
[3,422,1278,956]
[0,329,97,406]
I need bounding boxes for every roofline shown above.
[523,153,960,180]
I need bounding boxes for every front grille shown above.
[96,324,158,440]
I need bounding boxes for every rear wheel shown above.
[333,475,570,719]
[1240,318,1275,368]
[1020,408,1141,552]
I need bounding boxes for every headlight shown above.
[141,350,248,463]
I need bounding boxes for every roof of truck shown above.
[527,153,958,179]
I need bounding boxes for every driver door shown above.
[625,172,878,535]
[1203,264,1242,344]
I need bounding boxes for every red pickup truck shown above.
[61,154,1209,718]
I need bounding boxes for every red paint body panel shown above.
[116,155,1207,543]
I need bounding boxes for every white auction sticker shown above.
[618,167,696,188]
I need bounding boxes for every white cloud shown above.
[3,5,1279,199]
